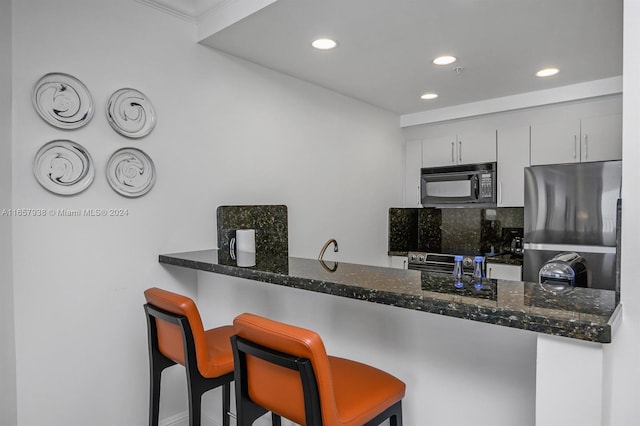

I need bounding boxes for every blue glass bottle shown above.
[473,256,484,289]
[453,255,464,288]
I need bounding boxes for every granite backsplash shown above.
[389,207,524,255]
[217,205,289,273]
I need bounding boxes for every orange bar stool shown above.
[144,287,235,426]
[231,313,406,426]
[144,288,282,426]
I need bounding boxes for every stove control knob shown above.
[409,254,416,261]
[418,255,425,262]
[463,257,474,268]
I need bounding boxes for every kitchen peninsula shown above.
[160,248,620,426]
[159,249,619,343]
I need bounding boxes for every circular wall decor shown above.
[106,88,156,138]
[106,148,156,197]
[32,73,94,129]
[33,140,95,195]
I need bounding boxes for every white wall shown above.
[197,272,537,426]
[0,0,17,425]
[604,1,640,425]
[11,0,402,425]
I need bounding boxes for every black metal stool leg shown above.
[149,365,162,426]
[188,389,203,426]
[222,382,231,426]
[271,412,282,426]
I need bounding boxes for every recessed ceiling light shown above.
[536,67,559,77]
[420,93,438,100]
[433,56,457,65]
[312,38,338,50]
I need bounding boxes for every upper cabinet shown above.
[579,114,623,162]
[497,126,530,207]
[422,130,497,168]
[404,139,423,207]
[530,113,622,165]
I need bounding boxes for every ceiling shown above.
[143,0,623,116]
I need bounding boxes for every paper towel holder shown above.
[229,229,256,267]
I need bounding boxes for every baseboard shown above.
[159,411,188,426]
[160,411,216,426]
[160,410,284,426]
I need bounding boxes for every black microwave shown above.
[421,162,497,207]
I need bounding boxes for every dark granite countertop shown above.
[159,249,621,343]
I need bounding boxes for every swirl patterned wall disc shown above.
[106,148,156,197]
[106,88,156,138]
[32,73,94,129]
[33,140,95,195]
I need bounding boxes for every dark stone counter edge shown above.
[159,254,617,344]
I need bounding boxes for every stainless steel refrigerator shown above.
[523,160,621,290]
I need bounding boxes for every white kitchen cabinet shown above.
[404,139,423,207]
[422,130,496,167]
[457,129,497,164]
[487,263,522,281]
[421,135,458,167]
[580,113,622,162]
[530,113,621,165]
[390,256,408,269]
[496,126,530,207]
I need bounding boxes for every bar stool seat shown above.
[231,312,406,426]
[329,356,405,425]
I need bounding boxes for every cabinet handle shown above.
[417,184,421,206]
[458,140,463,163]
[498,182,502,204]
[451,142,455,163]
[573,135,577,159]
[584,134,589,160]
[488,267,493,279]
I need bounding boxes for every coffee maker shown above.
[501,227,524,255]
[538,252,590,288]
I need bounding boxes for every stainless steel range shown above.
[407,251,484,276]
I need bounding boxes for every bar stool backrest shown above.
[144,288,208,375]
[233,313,339,425]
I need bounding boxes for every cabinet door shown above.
[456,129,497,164]
[422,135,457,167]
[580,113,622,162]
[390,256,408,269]
[530,120,581,165]
[497,126,530,206]
[404,139,423,207]
[487,263,522,281]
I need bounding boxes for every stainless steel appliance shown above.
[538,252,590,287]
[523,160,621,290]
[408,251,484,276]
[421,162,496,207]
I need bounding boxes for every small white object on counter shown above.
[235,229,256,267]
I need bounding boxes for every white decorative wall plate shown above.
[33,140,95,195]
[106,148,156,197]
[32,73,94,129]
[106,88,156,138]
